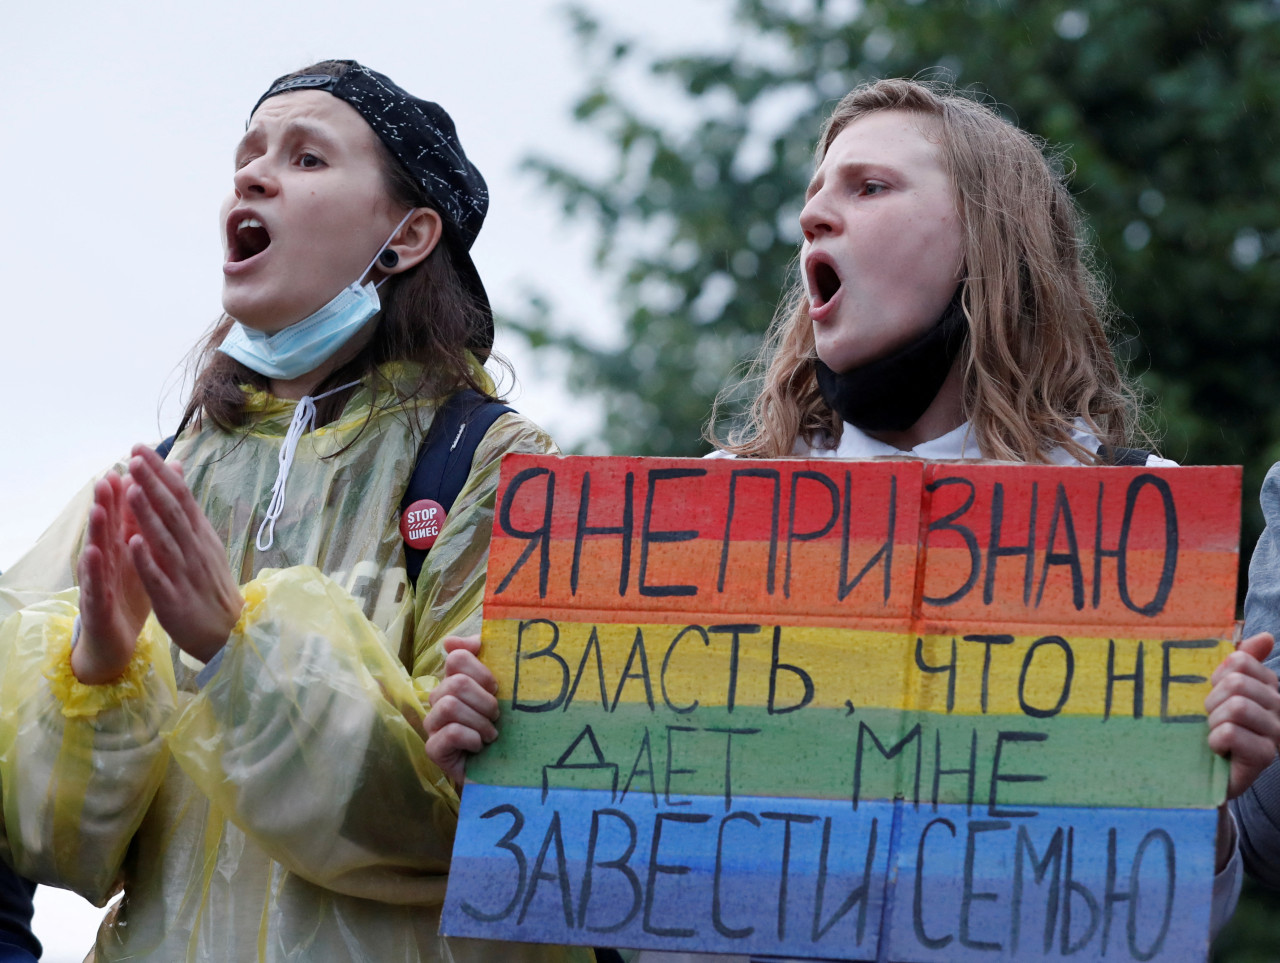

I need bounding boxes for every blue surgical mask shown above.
[218,210,414,380]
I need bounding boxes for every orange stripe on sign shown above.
[488,538,919,623]
[486,456,1240,632]
[919,546,1237,630]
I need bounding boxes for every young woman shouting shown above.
[0,60,588,963]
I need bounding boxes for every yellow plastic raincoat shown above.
[0,364,591,962]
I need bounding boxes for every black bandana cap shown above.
[253,61,494,354]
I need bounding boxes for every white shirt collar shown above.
[706,420,1173,468]
[806,419,1119,466]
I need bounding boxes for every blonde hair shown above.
[710,78,1146,462]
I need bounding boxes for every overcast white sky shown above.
[0,0,738,956]
[0,0,742,568]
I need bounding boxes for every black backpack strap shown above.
[156,435,177,460]
[401,389,514,588]
[1097,444,1150,467]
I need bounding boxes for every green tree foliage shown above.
[517,0,1280,533]
[519,3,1280,950]
[1213,877,1280,961]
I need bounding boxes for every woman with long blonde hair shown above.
[696,77,1276,953]
[713,78,1141,465]
[427,79,1280,959]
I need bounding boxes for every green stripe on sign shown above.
[467,702,1226,810]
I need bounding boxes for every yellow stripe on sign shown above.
[483,618,1231,720]
[482,618,913,712]
[912,633,1231,719]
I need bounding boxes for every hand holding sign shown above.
[427,635,501,789]
[1206,631,1280,802]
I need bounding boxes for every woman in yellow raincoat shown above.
[0,59,589,963]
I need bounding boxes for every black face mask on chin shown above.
[814,290,969,434]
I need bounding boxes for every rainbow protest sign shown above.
[441,456,1239,961]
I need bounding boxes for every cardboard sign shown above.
[442,456,1240,962]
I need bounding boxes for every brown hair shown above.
[181,60,505,436]
[711,78,1147,463]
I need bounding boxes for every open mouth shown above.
[807,254,842,307]
[228,215,271,263]
[814,262,841,303]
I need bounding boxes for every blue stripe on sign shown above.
[886,805,1215,962]
[442,786,1215,962]
[443,786,893,956]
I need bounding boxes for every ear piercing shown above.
[379,249,400,269]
